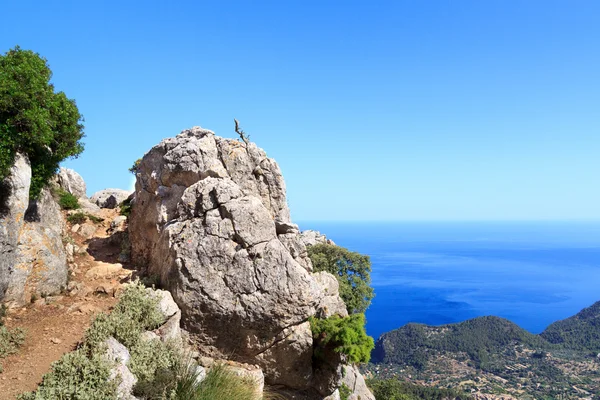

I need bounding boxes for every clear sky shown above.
[1,1,599,221]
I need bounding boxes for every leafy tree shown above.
[0,46,84,198]
[307,243,374,314]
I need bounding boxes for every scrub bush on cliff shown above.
[307,243,374,314]
[0,46,84,198]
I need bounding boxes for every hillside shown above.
[367,307,600,399]
[541,301,600,352]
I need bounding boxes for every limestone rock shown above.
[77,198,102,214]
[78,223,97,239]
[341,365,375,400]
[91,189,131,209]
[313,272,348,318]
[0,153,31,301]
[129,126,353,395]
[3,182,67,306]
[103,337,137,399]
[109,215,128,234]
[300,230,335,247]
[54,167,87,198]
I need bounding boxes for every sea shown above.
[297,221,600,341]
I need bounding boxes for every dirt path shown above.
[0,209,133,399]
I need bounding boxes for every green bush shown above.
[129,158,141,175]
[307,243,374,314]
[310,313,374,364]
[339,383,352,400]
[67,212,87,224]
[0,46,84,199]
[0,325,25,365]
[129,339,181,398]
[84,281,164,351]
[18,350,117,400]
[56,189,80,210]
[119,197,133,217]
[87,214,104,223]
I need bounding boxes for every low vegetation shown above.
[66,212,87,224]
[367,379,472,400]
[120,197,133,217]
[55,188,79,210]
[19,282,262,400]
[0,305,25,373]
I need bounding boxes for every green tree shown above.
[0,46,84,198]
[307,243,374,314]
[310,313,374,364]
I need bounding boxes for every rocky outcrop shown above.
[91,189,131,209]
[54,167,87,198]
[340,365,375,400]
[0,155,68,305]
[129,127,371,398]
[300,230,336,247]
[0,154,31,300]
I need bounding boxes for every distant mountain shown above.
[366,303,600,399]
[541,300,600,352]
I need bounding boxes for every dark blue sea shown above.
[297,221,600,341]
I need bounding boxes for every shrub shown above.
[129,339,181,398]
[84,281,164,351]
[129,158,141,175]
[0,46,84,199]
[87,214,104,223]
[307,243,374,314]
[66,212,87,224]
[17,350,117,400]
[56,189,80,210]
[0,325,25,358]
[310,313,374,364]
[339,383,352,400]
[181,363,261,400]
[119,197,133,217]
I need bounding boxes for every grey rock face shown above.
[341,365,376,400]
[129,127,355,395]
[1,155,67,305]
[300,230,336,247]
[55,167,87,198]
[0,154,31,301]
[103,337,138,399]
[91,189,131,209]
[313,272,348,319]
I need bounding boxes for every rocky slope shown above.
[129,126,373,399]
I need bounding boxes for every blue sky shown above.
[1,1,599,221]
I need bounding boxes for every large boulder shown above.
[0,154,68,305]
[0,154,31,301]
[91,189,131,209]
[129,127,359,397]
[54,167,87,198]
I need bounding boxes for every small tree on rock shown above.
[0,46,84,198]
[308,243,374,315]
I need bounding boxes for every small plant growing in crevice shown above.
[129,158,142,175]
